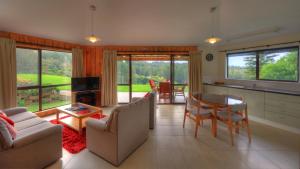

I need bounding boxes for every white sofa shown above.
[0,107,62,169]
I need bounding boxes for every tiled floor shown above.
[46,105,300,169]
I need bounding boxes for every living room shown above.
[0,0,300,169]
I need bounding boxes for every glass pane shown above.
[132,55,171,103]
[174,55,189,84]
[117,55,130,84]
[17,89,39,112]
[42,50,72,86]
[16,48,39,87]
[259,48,298,81]
[173,55,189,103]
[227,52,256,80]
[42,86,71,110]
[117,85,130,103]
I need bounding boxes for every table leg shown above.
[79,118,82,135]
[56,111,60,122]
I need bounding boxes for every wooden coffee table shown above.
[56,103,102,134]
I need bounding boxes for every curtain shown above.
[101,50,117,106]
[72,48,84,77]
[189,51,203,95]
[0,38,17,109]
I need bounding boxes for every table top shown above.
[193,93,244,107]
[56,103,101,118]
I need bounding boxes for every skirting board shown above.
[249,115,300,135]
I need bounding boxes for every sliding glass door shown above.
[131,55,171,103]
[16,48,72,112]
[117,54,189,104]
[172,55,189,103]
[117,55,130,103]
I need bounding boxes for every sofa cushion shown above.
[16,122,54,138]
[0,118,13,150]
[9,111,37,123]
[15,117,47,131]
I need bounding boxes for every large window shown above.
[17,48,72,112]
[227,46,299,82]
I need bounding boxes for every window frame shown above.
[16,47,72,112]
[226,46,300,82]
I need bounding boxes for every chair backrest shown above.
[159,82,171,93]
[185,95,200,112]
[109,97,150,162]
[149,80,156,89]
[225,94,247,112]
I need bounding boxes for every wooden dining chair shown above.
[174,85,186,98]
[183,96,216,138]
[159,82,171,100]
[216,96,251,146]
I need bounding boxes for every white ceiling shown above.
[0,0,300,46]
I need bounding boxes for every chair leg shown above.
[195,117,200,138]
[235,122,240,134]
[201,120,204,127]
[183,112,187,128]
[212,118,217,137]
[246,120,252,143]
[211,119,215,136]
[227,123,234,146]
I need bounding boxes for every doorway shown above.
[117,54,189,104]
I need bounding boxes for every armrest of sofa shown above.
[3,107,28,116]
[86,117,109,131]
[13,125,62,148]
[131,97,142,103]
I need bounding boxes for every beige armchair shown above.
[86,97,150,166]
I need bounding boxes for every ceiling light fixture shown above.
[86,5,100,43]
[205,6,221,45]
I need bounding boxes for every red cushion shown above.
[0,114,14,126]
[144,92,151,98]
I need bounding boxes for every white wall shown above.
[201,32,300,92]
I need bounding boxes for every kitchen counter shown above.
[204,83,300,96]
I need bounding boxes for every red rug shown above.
[50,114,106,154]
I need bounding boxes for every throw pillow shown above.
[0,114,14,126]
[2,119,16,140]
[144,92,151,98]
[0,118,14,150]
[0,110,7,117]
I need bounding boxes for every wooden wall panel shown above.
[104,45,198,52]
[83,46,103,77]
[0,31,82,50]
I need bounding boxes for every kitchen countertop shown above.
[204,83,300,96]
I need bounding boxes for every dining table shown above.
[192,93,245,137]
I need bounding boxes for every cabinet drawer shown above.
[265,93,300,118]
[265,111,300,129]
[266,93,300,104]
[204,86,228,95]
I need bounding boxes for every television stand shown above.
[71,90,101,107]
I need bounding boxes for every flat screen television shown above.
[72,77,100,91]
[86,77,100,90]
